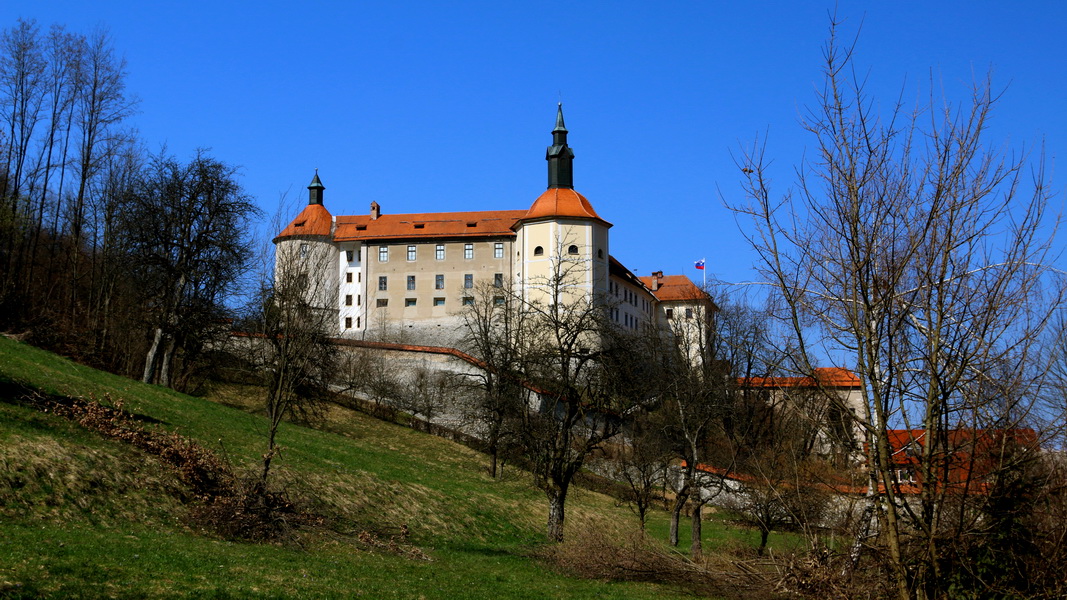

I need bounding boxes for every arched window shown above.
[534,246,544,256]
[597,249,604,259]
[568,244,579,255]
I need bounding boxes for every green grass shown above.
[0,336,793,598]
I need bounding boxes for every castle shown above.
[273,105,711,345]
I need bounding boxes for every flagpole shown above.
[702,257,706,289]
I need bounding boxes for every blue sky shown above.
[4,1,1065,286]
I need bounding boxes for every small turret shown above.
[308,170,325,205]
[546,103,574,189]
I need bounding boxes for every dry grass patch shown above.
[0,433,185,525]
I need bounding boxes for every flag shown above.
[695,259,705,270]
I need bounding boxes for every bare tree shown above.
[458,280,527,477]
[730,19,1063,600]
[609,403,671,532]
[462,236,645,542]
[725,447,830,556]
[0,18,45,291]
[397,361,458,433]
[520,247,623,542]
[124,149,258,387]
[241,226,338,487]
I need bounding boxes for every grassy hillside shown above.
[0,336,787,599]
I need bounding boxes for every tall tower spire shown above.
[546,103,574,189]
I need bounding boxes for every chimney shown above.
[651,271,663,291]
[370,201,380,220]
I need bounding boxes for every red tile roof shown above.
[637,274,710,303]
[275,203,333,240]
[741,367,861,389]
[520,188,611,226]
[330,210,527,242]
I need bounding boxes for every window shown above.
[464,274,473,289]
[598,249,603,259]
[378,246,388,262]
[345,317,352,329]
[494,242,504,258]
[685,308,693,319]
[568,244,578,255]
[345,250,354,262]
[405,298,417,307]
[435,274,444,289]
[358,272,361,282]
[493,273,503,288]
[433,297,445,306]
[299,243,309,258]
[357,294,361,306]
[493,296,505,305]
[378,276,387,291]
[356,316,361,328]
[462,296,474,306]
[376,298,388,307]
[346,272,353,283]
[296,273,308,290]
[407,245,416,261]
[464,243,474,259]
[435,244,445,260]
[666,308,674,319]
[534,246,544,256]
[345,295,353,306]
[407,275,416,290]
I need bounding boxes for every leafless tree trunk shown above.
[458,280,528,478]
[242,217,338,487]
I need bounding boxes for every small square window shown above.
[494,242,503,258]
[378,276,387,291]
[345,295,353,306]
[433,297,445,307]
[435,244,445,260]
[493,296,505,306]
[376,298,388,307]
[299,243,309,258]
[345,317,352,329]
[464,274,473,289]
[435,274,444,289]
[407,275,416,290]
[462,296,474,306]
[405,298,417,307]
[346,272,353,283]
[464,243,473,260]
[378,246,388,262]
[685,308,693,319]
[407,245,416,261]
[665,308,674,319]
[345,250,354,262]
[493,273,503,288]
